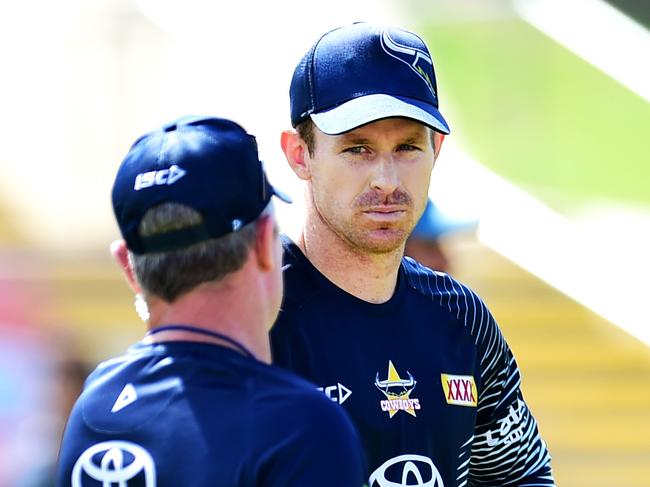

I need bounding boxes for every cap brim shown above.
[271,185,292,204]
[310,94,450,135]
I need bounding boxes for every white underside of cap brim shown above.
[310,94,450,135]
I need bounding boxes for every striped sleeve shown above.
[403,258,555,486]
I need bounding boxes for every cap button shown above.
[163,123,178,132]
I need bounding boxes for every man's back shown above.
[271,237,554,486]
[57,340,366,486]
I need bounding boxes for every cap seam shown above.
[306,29,333,121]
[158,126,168,168]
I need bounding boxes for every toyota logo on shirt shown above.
[369,454,443,487]
[71,440,156,486]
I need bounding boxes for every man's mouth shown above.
[362,207,407,221]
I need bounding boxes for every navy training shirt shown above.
[56,340,366,486]
[271,236,555,486]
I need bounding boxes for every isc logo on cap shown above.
[441,373,477,407]
[134,164,186,191]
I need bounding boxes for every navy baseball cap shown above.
[290,22,450,135]
[112,116,291,254]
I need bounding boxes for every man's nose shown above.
[369,155,400,196]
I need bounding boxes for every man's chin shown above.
[352,229,407,254]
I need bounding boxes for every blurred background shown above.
[0,0,648,485]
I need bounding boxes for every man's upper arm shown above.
[470,312,555,486]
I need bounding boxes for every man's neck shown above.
[144,272,272,363]
[298,216,404,304]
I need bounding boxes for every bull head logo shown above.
[380,29,436,97]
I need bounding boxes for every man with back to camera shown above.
[56,116,366,486]
[270,22,556,486]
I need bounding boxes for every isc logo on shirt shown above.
[441,373,477,407]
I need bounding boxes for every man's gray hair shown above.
[130,202,271,302]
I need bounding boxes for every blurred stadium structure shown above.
[0,0,648,485]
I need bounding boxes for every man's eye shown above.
[398,144,420,151]
[343,146,367,154]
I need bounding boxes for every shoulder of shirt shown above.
[87,343,291,394]
[86,344,336,414]
[401,256,500,342]
[87,347,142,380]
[401,255,478,305]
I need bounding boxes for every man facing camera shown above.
[272,22,555,486]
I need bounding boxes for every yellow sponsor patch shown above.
[441,374,477,407]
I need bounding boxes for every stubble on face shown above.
[307,120,434,256]
[316,187,415,255]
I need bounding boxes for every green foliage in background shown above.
[419,19,650,209]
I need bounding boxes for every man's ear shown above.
[254,215,277,272]
[433,132,445,161]
[110,239,142,294]
[281,130,311,181]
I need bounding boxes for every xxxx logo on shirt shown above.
[441,373,477,407]
[374,361,421,418]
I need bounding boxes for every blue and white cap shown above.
[112,116,291,255]
[290,22,450,135]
